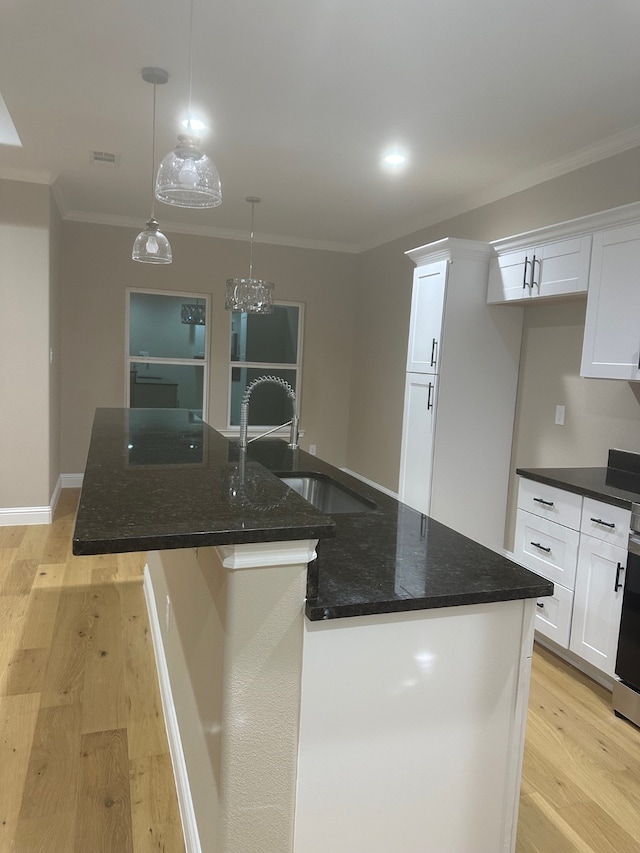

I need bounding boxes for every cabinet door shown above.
[398,373,437,515]
[537,236,591,299]
[569,536,626,676]
[406,261,447,373]
[487,248,532,303]
[487,237,591,304]
[581,222,640,380]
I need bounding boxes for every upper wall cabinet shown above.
[405,260,447,373]
[581,222,640,380]
[487,236,592,304]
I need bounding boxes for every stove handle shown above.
[615,561,625,592]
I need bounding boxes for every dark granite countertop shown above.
[74,408,553,620]
[517,450,640,509]
[72,408,336,555]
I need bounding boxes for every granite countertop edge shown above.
[74,408,554,621]
[516,466,640,509]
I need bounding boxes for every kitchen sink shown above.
[277,473,376,514]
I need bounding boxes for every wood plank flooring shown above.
[0,490,185,853]
[2,490,640,851]
[517,644,640,852]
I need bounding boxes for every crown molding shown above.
[356,125,640,254]
[61,207,359,254]
[489,200,640,253]
[406,237,491,266]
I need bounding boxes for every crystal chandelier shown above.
[132,68,172,264]
[155,0,222,209]
[225,197,274,314]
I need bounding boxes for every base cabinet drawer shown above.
[535,584,573,648]
[515,510,580,588]
[517,478,582,529]
[580,497,630,549]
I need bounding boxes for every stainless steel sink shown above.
[278,473,376,514]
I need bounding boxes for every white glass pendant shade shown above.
[132,218,172,264]
[225,278,274,313]
[155,135,222,208]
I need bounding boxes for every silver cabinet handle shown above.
[530,254,540,289]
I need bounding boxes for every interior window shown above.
[229,303,303,427]
[127,289,209,419]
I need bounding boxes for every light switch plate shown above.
[555,405,566,426]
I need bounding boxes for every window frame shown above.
[125,287,211,420]
[227,300,305,431]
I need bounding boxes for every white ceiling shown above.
[1,0,640,253]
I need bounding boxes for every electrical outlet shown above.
[309,444,317,455]
[555,405,566,426]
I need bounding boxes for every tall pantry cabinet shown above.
[399,238,524,553]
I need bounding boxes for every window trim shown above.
[125,287,211,420]
[226,300,305,431]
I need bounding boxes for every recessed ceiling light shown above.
[383,153,407,166]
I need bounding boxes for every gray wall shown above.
[60,221,358,474]
[0,179,54,508]
[346,145,640,548]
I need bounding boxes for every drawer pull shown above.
[615,562,624,592]
[430,338,438,367]
[533,498,554,507]
[590,517,615,528]
[536,601,545,609]
[531,541,551,553]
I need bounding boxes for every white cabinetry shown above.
[400,238,524,553]
[399,374,437,516]
[405,260,446,373]
[515,478,630,677]
[487,236,591,304]
[580,222,640,380]
[569,498,629,676]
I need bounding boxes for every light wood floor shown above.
[517,644,640,852]
[2,490,640,852]
[0,489,185,853]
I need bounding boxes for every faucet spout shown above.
[239,375,299,451]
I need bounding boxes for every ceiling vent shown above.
[89,150,120,166]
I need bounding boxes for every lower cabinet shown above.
[515,478,630,678]
[569,535,626,676]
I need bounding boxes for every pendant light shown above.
[132,67,172,264]
[225,197,274,314]
[155,0,222,209]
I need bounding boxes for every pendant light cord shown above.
[187,0,194,131]
[150,82,157,219]
[249,201,255,280]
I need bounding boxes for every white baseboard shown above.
[340,467,399,499]
[61,473,84,488]
[0,505,52,526]
[143,568,201,853]
[0,473,84,526]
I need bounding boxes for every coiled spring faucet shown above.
[238,375,299,451]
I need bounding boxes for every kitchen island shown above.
[73,408,552,853]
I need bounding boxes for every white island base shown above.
[144,543,535,853]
